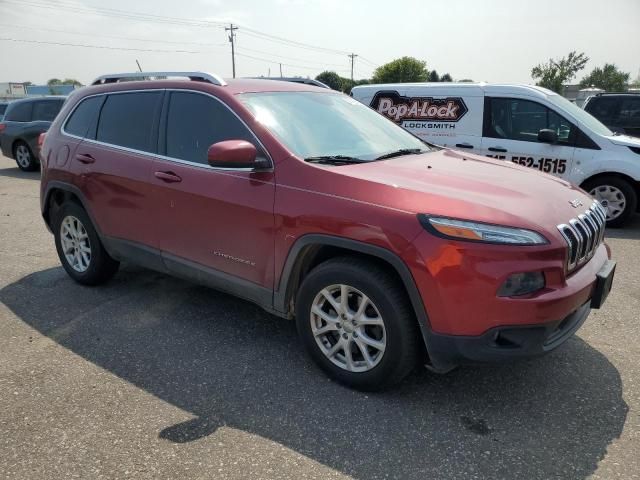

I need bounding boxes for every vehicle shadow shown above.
[605,213,640,240]
[0,266,628,479]
[0,166,41,180]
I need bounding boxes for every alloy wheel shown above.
[60,215,92,272]
[15,145,31,168]
[310,284,386,372]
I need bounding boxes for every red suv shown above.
[40,72,615,390]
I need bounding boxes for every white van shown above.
[351,83,640,227]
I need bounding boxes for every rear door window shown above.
[32,100,64,121]
[164,91,264,164]
[584,97,620,125]
[64,96,104,138]
[5,101,33,122]
[96,91,163,152]
[619,98,640,127]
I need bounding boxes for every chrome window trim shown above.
[60,88,274,172]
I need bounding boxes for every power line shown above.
[0,23,226,47]
[235,45,348,69]
[241,28,350,55]
[0,37,204,53]
[234,51,349,74]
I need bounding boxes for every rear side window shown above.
[584,97,619,124]
[165,91,263,164]
[65,96,104,138]
[0,104,7,115]
[97,92,162,152]
[486,98,573,145]
[5,101,33,122]
[32,100,64,121]
[619,98,640,126]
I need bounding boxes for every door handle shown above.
[455,143,474,149]
[154,171,182,183]
[76,153,95,164]
[488,147,508,153]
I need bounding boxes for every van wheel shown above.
[583,176,637,228]
[295,257,420,391]
[13,141,38,172]
[53,202,119,285]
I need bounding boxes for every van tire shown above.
[583,176,637,228]
[295,256,420,391]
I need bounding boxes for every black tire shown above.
[13,141,39,172]
[583,176,637,228]
[53,202,119,285]
[295,256,420,391]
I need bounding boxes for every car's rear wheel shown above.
[295,257,420,391]
[53,202,119,285]
[584,176,637,228]
[13,141,38,172]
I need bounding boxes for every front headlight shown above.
[418,215,548,245]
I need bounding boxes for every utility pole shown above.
[135,59,142,72]
[279,63,283,77]
[348,53,358,84]
[225,23,238,78]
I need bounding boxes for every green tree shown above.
[579,64,630,92]
[440,73,453,82]
[372,56,428,83]
[47,78,62,86]
[458,78,474,83]
[315,71,344,91]
[62,78,83,87]
[531,51,589,93]
[428,70,439,82]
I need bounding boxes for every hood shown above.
[323,149,595,239]
[605,134,640,148]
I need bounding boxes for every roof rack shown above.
[91,71,226,87]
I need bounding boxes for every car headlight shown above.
[418,215,548,245]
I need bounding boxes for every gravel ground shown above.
[0,154,639,480]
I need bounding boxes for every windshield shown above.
[238,92,430,160]
[546,93,613,137]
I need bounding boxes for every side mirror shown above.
[538,129,558,144]
[207,140,261,169]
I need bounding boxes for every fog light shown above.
[498,272,545,297]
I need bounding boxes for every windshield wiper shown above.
[374,148,425,161]
[304,155,369,165]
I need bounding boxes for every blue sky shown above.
[1,0,638,85]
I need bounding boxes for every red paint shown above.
[40,79,611,338]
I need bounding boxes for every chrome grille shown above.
[557,202,607,271]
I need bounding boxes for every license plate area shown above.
[591,260,616,309]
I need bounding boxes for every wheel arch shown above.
[42,181,100,234]
[580,172,640,212]
[275,234,444,369]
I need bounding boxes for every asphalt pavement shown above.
[0,154,638,479]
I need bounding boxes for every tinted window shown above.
[0,104,7,115]
[619,98,640,126]
[65,96,104,138]
[97,92,162,152]
[166,92,263,164]
[584,97,619,124]
[487,98,573,144]
[32,100,64,121]
[5,101,33,122]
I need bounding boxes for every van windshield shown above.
[546,93,613,137]
[238,92,431,161]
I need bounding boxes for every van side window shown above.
[5,101,33,122]
[96,92,162,153]
[486,98,573,145]
[32,100,64,122]
[165,91,264,165]
[64,96,104,138]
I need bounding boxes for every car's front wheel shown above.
[13,141,38,172]
[53,202,119,285]
[295,257,420,391]
[584,176,637,228]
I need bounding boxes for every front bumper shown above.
[425,301,591,370]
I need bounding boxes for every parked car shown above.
[351,83,640,227]
[583,92,640,138]
[0,101,9,121]
[0,96,65,171]
[40,71,615,390]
